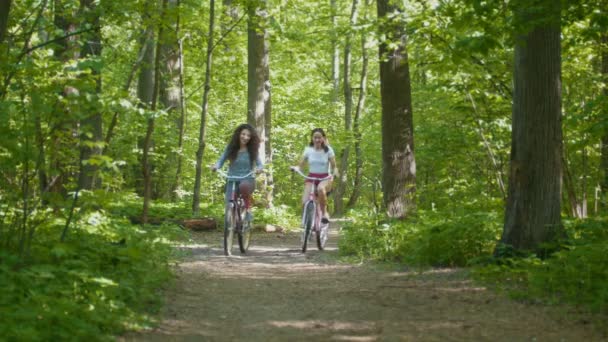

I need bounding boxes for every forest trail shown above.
[122,224,604,341]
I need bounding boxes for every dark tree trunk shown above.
[347,27,370,209]
[600,0,608,209]
[377,0,416,219]
[334,0,359,216]
[142,0,168,224]
[159,0,183,200]
[192,0,215,217]
[49,0,79,197]
[499,0,564,252]
[246,0,271,205]
[0,0,11,44]
[78,0,103,190]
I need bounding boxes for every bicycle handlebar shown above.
[215,169,256,180]
[290,167,333,181]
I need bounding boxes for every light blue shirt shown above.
[215,148,263,179]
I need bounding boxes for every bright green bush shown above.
[472,218,608,313]
[0,209,187,341]
[339,209,501,267]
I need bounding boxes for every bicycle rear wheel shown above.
[301,202,315,253]
[238,213,252,253]
[223,205,236,256]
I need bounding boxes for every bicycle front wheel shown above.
[317,221,329,250]
[238,215,252,253]
[223,206,236,256]
[301,202,315,253]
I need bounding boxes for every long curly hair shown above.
[308,128,329,153]
[226,123,260,166]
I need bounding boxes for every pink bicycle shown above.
[290,167,332,253]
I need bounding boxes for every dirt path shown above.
[123,225,605,341]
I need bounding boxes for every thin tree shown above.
[498,0,564,252]
[600,0,608,209]
[142,0,168,223]
[192,0,216,217]
[377,0,416,219]
[334,0,360,216]
[347,7,370,208]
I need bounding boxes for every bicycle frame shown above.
[216,170,256,256]
[291,168,332,252]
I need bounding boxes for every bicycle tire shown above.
[223,205,236,256]
[317,220,329,250]
[301,201,315,253]
[238,214,252,253]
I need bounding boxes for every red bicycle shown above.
[216,170,256,256]
[290,167,332,253]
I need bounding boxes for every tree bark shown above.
[334,0,359,216]
[142,0,168,224]
[78,0,103,190]
[247,0,271,205]
[192,0,215,217]
[174,30,187,200]
[499,0,564,252]
[0,0,11,44]
[159,0,183,200]
[600,0,608,210]
[377,0,416,219]
[330,0,339,102]
[347,27,369,209]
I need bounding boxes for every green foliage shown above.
[0,206,188,340]
[472,218,608,313]
[340,208,502,267]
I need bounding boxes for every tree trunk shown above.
[334,0,359,217]
[136,0,156,197]
[330,0,339,102]
[377,0,416,219]
[600,1,608,210]
[174,31,187,200]
[78,0,103,190]
[49,0,79,197]
[264,67,274,208]
[562,151,582,218]
[158,0,183,200]
[499,0,563,252]
[192,0,215,217]
[347,27,369,209]
[247,0,270,203]
[142,0,168,224]
[0,0,11,44]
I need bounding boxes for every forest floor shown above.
[122,222,606,341]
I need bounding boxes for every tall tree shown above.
[192,0,216,216]
[247,0,271,206]
[158,0,184,199]
[347,7,370,209]
[334,0,360,216]
[142,0,168,223]
[499,0,564,252]
[600,0,608,209]
[78,0,103,190]
[0,0,11,44]
[377,0,416,219]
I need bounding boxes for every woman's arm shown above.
[211,147,229,171]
